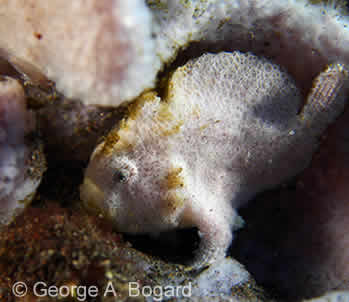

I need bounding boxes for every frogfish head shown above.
[80,128,189,235]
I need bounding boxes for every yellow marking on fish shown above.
[164,167,184,190]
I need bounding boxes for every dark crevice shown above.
[124,227,199,265]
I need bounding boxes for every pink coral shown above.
[0,77,46,226]
[0,0,157,106]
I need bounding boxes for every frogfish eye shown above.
[113,169,129,183]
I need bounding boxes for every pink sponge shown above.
[0,77,46,226]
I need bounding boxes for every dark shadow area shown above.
[35,158,85,207]
[230,185,310,302]
[124,227,199,265]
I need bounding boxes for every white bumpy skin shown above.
[80,51,349,268]
[0,77,46,226]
